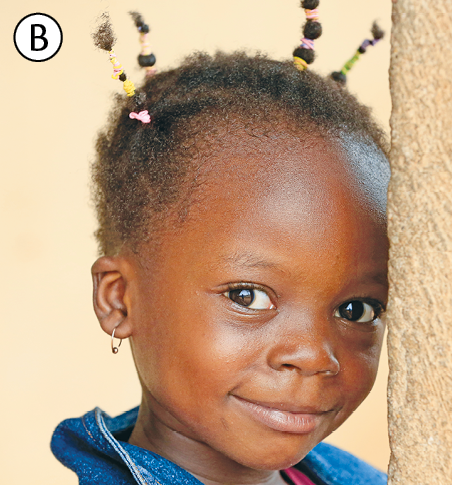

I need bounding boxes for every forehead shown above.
[184,127,389,231]
[141,127,389,281]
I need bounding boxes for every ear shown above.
[91,256,134,340]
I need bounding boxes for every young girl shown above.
[52,6,390,484]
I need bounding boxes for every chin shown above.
[219,436,316,471]
[235,451,309,471]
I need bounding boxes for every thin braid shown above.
[92,13,136,97]
[331,22,385,85]
[293,0,322,71]
[129,11,157,77]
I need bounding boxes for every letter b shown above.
[31,24,48,51]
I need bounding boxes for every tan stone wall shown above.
[388,0,452,482]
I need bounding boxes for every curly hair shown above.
[91,50,388,256]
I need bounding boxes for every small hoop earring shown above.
[111,327,122,354]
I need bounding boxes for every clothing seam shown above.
[82,415,108,452]
[95,408,162,485]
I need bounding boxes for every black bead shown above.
[139,24,150,33]
[304,21,322,40]
[138,53,156,67]
[293,47,315,64]
[119,72,127,82]
[331,71,347,85]
[302,0,319,9]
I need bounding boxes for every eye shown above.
[334,300,382,323]
[224,287,275,310]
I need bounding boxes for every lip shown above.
[232,396,332,434]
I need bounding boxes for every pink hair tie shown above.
[145,67,158,77]
[301,38,315,50]
[129,110,151,123]
[305,9,319,21]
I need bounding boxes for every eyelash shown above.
[223,283,276,310]
[369,299,385,317]
[227,282,263,291]
[334,298,386,324]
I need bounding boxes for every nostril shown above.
[323,367,340,376]
[279,362,340,375]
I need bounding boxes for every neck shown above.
[128,397,289,485]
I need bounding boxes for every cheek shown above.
[131,295,259,415]
[334,325,385,422]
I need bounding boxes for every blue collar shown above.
[51,407,386,485]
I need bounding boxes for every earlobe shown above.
[91,256,133,340]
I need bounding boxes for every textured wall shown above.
[388,0,452,482]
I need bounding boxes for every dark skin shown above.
[92,127,389,485]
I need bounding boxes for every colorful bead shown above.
[293,1,321,71]
[341,51,361,75]
[139,33,152,55]
[305,9,319,21]
[138,30,156,75]
[109,50,124,80]
[300,38,315,50]
[123,79,136,97]
[294,56,308,71]
[333,23,385,83]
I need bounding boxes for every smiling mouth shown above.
[232,396,333,434]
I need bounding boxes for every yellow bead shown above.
[123,79,136,97]
[293,56,308,71]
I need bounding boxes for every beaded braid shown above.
[92,13,136,97]
[293,0,322,71]
[331,22,385,84]
[129,11,157,77]
[92,13,151,124]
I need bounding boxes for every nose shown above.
[267,318,340,377]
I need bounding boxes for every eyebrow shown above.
[221,251,281,270]
[219,252,388,287]
[359,271,388,288]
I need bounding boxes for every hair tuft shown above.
[92,13,116,52]
[371,22,385,40]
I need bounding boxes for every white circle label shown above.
[14,13,63,62]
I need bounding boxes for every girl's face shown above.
[120,130,389,477]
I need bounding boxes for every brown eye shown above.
[335,301,378,323]
[228,289,255,306]
[224,287,275,310]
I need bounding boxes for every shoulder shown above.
[51,407,140,485]
[299,442,387,485]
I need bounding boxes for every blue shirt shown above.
[51,407,387,484]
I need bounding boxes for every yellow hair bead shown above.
[123,79,136,97]
[294,56,308,71]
